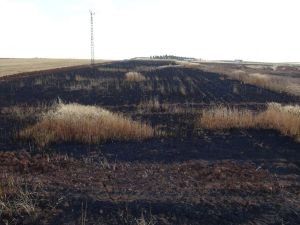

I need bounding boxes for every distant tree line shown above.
[150,55,196,61]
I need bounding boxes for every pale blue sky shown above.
[0,0,300,62]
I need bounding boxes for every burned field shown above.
[0,60,300,225]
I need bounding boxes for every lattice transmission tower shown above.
[90,10,95,66]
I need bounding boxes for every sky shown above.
[0,0,300,62]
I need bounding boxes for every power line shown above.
[90,10,95,66]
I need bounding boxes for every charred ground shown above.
[0,60,299,225]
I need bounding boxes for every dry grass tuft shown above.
[0,179,36,218]
[125,72,146,82]
[198,103,300,142]
[20,103,154,147]
[199,106,256,129]
[138,98,162,112]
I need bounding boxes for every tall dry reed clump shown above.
[125,72,146,82]
[198,103,300,142]
[20,103,154,147]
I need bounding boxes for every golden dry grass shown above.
[229,71,300,96]
[20,103,154,147]
[198,103,300,142]
[199,106,256,129]
[181,62,300,97]
[0,58,108,77]
[125,72,146,82]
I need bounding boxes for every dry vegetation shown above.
[199,103,300,141]
[0,58,108,77]
[228,71,300,96]
[138,98,162,112]
[0,178,37,219]
[193,62,300,97]
[1,103,52,120]
[125,72,146,82]
[20,103,154,147]
[138,99,188,114]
